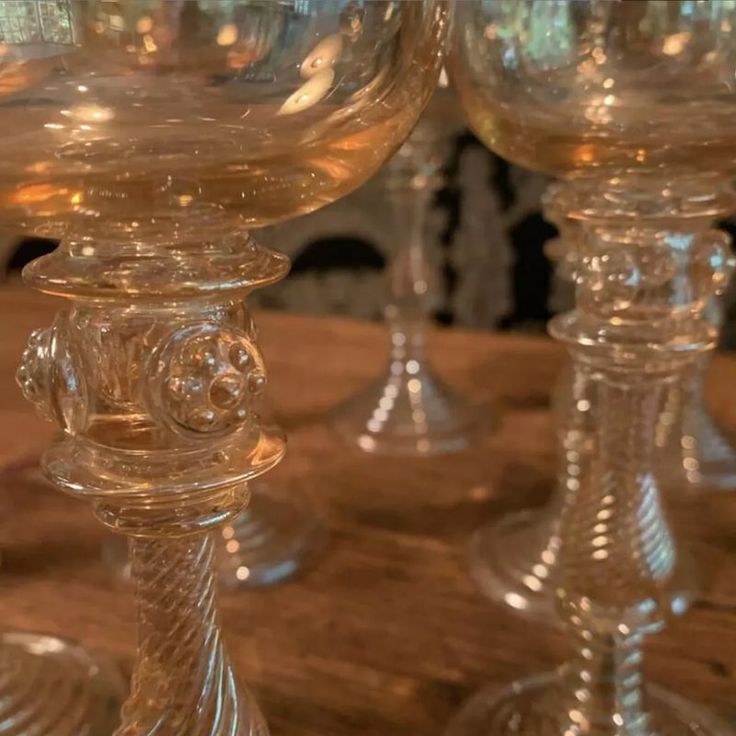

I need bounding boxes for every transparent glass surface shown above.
[657,356,736,492]
[103,479,328,588]
[8,3,446,734]
[448,3,736,736]
[0,0,444,235]
[0,631,125,736]
[330,84,487,457]
[452,0,736,178]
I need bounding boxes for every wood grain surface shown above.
[0,286,735,735]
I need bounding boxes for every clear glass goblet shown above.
[330,82,487,456]
[4,2,447,733]
[447,2,735,734]
[0,5,126,734]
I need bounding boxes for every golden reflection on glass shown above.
[9,2,447,734]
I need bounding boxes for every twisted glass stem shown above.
[118,533,265,736]
[560,377,676,610]
[553,373,676,733]
[559,626,647,735]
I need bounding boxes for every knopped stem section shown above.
[18,226,287,736]
[546,175,734,736]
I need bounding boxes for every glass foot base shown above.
[683,413,736,491]
[445,672,730,736]
[218,485,327,588]
[331,368,487,457]
[660,408,736,493]
[0,631,126,735]
[103,485,327,589]
[468,510,559,622]
[469,508,696,622]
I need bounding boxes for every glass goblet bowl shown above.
[0,0,447,236]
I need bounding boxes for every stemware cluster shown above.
[0,1,734,735]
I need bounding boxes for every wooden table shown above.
[1,287,736,735]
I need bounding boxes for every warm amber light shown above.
[662,32,691,56]
[574,145,595,164]
[13,183,69,205]
[136,16,154,34]
[217,24,239,47]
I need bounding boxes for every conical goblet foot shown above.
[445,673,730,736]
[331,362,485,457]
[103,483,326,588]
[657,358,736,494]
[468,509,560,620]
[217,484,327,588]
[0,631,125,736]
[677,404,736,492]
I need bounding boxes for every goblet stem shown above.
[559,625,647,732]
[384,186,437,396]
[17,228,288,735]
[549,371,677,734]
[558,375,676,610]
[118,532,265,736]
[545,175,727,731]
[447,175,732,736]
[332,144,484,455]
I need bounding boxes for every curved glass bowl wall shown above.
[1,1,443,234]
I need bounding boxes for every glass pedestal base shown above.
[217,484,327,588]
[469,507,695,623]
[680,410,736,492]
[331,367,486,457]
[103,483,327,588]
[444,672,730,736]
[0,631,125,735]
[468,510,559,622]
